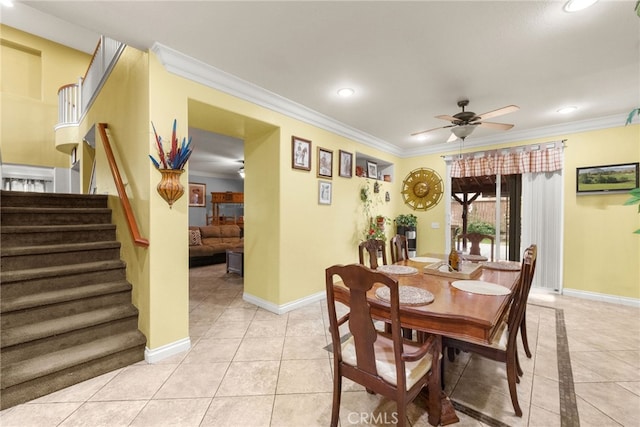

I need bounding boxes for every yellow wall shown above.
[0,25,89,167]
[77,46,157,344]
[562,126,639,298]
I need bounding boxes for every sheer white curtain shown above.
[521,170,563,291]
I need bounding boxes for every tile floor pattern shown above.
[1,263,639,426]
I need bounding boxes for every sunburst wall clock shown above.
[401,168,443,211]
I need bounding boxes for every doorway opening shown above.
[451,174,522,261]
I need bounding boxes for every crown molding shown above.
[152,43,628,160]
[151,42,403,156]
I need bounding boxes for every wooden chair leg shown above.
[516,349,523,379]
[507,354,523,416]
[330,372,342,426]
[520,311,532,358]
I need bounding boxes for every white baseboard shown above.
[243,291,326,315]
[144,337,191,364]
[562,288,640,308]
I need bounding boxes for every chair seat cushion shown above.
[341,335,433,390]
[488,320,509,350]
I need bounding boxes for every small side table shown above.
[226,247,244,277]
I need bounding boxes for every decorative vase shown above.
[157,169,184,208]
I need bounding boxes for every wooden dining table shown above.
[333,255,522,425]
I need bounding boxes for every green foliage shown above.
[623,187,640,234]
[467,221,496,236]
[394,214,418,228]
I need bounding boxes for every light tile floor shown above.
[1,264,638,426]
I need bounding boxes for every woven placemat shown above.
[451,280,511,296]
[460,254,488,262]
[375,286,435,306]
[480,261,521,271]
[409,256,441,264]
[377,265,418,275]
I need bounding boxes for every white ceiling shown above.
[3,1,639,178]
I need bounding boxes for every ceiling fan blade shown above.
[475,105,519,121]
[477,121,514,130]
[435,114,458,122]
[410,124,453,136]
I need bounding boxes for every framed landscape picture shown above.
[576,162,639,194]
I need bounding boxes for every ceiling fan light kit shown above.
[563,0,599,13]
[412,99,519,142]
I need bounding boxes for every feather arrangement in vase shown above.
[149,119,193,170]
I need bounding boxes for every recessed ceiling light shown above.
[563,0,598,13]
[557,106,578,114]
[0,0,15,7]
[337,88,355,98]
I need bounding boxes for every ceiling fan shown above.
[412,99,519,142]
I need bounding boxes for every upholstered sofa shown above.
[189,224,243,267]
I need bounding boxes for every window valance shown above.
[450,141,565,178]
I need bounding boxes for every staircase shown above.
[0,190,147,410]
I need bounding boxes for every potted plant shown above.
[394,213,417,242]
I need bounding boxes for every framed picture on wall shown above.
[366,161,378,179]
[319,181,332,205]
[292,136,312,171]
[189,182,206,207]
[576,162,639,194]
[339,150,353,178]
[318,147,333,179]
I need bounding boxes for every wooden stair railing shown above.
[97,123,149,247]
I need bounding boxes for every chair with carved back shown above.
[358,239,387,269]
[390,234,410,264]
[325,263,442,427]
[457,232,495,262]
[442,244,537,417]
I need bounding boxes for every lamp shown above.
[451,124,476,140]
[238,166,245,179]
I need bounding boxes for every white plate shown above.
[377,265,418,275]
[451,280,511,296]
[409,257,441,264]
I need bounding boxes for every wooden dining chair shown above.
[442,244,537,417]
[358,239,387,269]
[457,232,495,262]
[325,263,442,427]
[390,234,410,264]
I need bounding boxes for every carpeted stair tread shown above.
[0,190,108,208]
[1,206,112,214]
[1,329,146,389]
[0,260,126,283]
[1,240,120,257]
[1,304,139,348]
[1,281,132,313]
[0,224,115,233]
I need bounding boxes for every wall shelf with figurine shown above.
[354,152,394,182]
